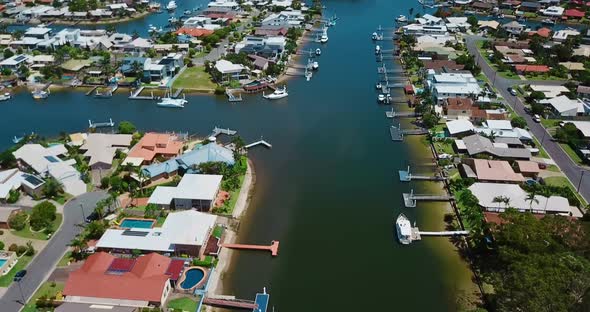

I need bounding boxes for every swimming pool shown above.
[119,218,155,229]
[0,259,6,268]
[179,268,205,290]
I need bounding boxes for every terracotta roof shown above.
[514,64,550,73]
[63,252,172,302]
[578,85,590,94]
[565,9,586,18]
[422,60,465,71]
[528,27,551,38]
[470,158,525,182]
[176,27,214,37]
[516,160,540,173]
[128,132,183,163]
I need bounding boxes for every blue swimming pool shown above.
[180,268,205,290]
[0,259,7,267]
[120,219,155,229]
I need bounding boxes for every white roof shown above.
[24,27,51,36]
[0,54,30,66]
[122,156,144,167]
[469,182,572,214]
[454,139,467,150]
[530,84,569,98]
[80,133,132,167]
[485,120,512,130]
[540,95,587,115]
[0,169,23,199]
[434,83,482,95]
[148,174,223,205]
[96,210,217,251]
[215,59,245,74]
[446,119,474,135]
[568,121,590,138]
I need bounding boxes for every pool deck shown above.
[118,217,156,229]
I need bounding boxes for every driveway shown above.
[0,191,108,312]
[465,36,590,205]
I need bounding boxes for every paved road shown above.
[0,191,107,312]
[465,36,590,205]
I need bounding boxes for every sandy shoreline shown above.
[206,159,256,301]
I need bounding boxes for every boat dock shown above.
[226,89,242,102]
[385,110,421,118]
[203,297,257,310]
[403,128,429,135]
[88,118,114,129]
[418,231,469,236]
[403,189,455,208]
[390,125,403,141]
[129,87,157,100]
[399,166,445,182]
[171,88,183,98]
[209,126,237,138]
[221,240,280,256]
[85,86,99,96]
[245,139,272,149]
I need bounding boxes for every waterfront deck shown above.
[209,126,237,138]
[386,110,421,118]
[88,118,114,129]
[419,231,469,236]
[203,297,257,310]
[226,89,243,102]
[129,87,157,100]
[399,167,445,182]
[245,139,272,149]
[221,240,280,256]
[403,190,455,208]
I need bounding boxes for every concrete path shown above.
[0,191,107,312]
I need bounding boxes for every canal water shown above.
[1,0,477,311]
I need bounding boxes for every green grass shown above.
[0,255,32,287]
[168,297,198,312]
[434,140,455,155]
[57,251,72,267]
[540,118,560,128]
[156,216,166,227]
[53,193,72,205]
[12,213,63,240]
[546,165,561,172]
[532,137,550,159]
[545,176,588,206]
[560,143,584,165]
[212,225,223,239]
[172,66,217,92]
[218,174,245,215]
[22,281,64,312]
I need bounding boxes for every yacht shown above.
[375,45,381,55]
[320,34,328,43]
[542,18,555,25]
[378,94,386,102]
[184,9,192,15]
[32,89,49,99]
[395,15,408,23]
[149,25,163,33]
[166,0,177,11]
[311,61,319,70]
[263,87,288,100]
[0,92,10,101]
[148,2,161,10]
[371,32,378,40]
[157,97,187,108]
[396,213,413,245]
[375,82,382,90]
[315,48,321,56]
[168,17,178,23]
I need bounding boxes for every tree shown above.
[100,176,110,189]
[25,241,35,256]
[231,136,245,161]
[42,177,64,199]
[511,116,527,128]
[526,192,539,211]
[555,123,584,147]
[3,48,13,59]
[118,121,136,134]
[467,15,478,29]
[30,201,57,231]
[0,150,16,168]
[8,212,27,231]
[7,189,19,204]
[86,221,107,239]
[422,112,439,129]
[526,90,546,104]
[144,204,159,219]
[1,68,11,76]
[0,241,4,250]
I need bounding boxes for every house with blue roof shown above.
[142,144,234,180]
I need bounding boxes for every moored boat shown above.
[157,97,187,108]
[320,34,328,43]
[315,48,321,56]
[375,82,382,90]
[166,0,177,10]
[0,92,11,101]
[396,213,412,245]
[32,89,49,99]
[395,15,408,23]
[378,94,386,103]
[311,61,319,70]
[263,86,288,100]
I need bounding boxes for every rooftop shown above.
[148,174,223,205]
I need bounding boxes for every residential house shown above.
[157,53,184,77]
[529,84,569,99]
[502,21,525,35]
[24,27,52,40]
[539,95,589,117]
[261,10,305,28]
[96,210,217,257]
[79,134,133,170]
[125,132,183,165]
[460,158,525,183]
[515,160,540,178]
[427,72,482,104]
[248,54,272,70]
[31,54,54,69]
[457,134,531,160]
[564,8,586,19]
[518,1,541,12]
[254,25,289,37]
[416,14,444,25]
[120,57,149,77]
[0,207,20,229]
[0,169,44,200]
[553,28,581,42]
[63,252,180,307]
[564,121,590,140]
[577,85,590,99]
[422,60,465,71]
[234,36,286,58]
[215,60,248,82]
[0,54,30,71]
[446,119,475,137]
[148,174,223,210]
[541,6,564,16]
[402,24,448,36]
[514,65,550,75]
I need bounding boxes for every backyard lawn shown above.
[0,255,33,287]
[434,140,455,155]
[22,281,64,312]
[168,297,198,312]
[13,213,63,240]
[172,66,216,92]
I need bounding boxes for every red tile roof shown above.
[565,9,586,18]
[128,132,183,163]
[528,27,551,38]
[165,259,185,281]
[176,27,214,37]
[514,64,550,73]
[63,252,172,303]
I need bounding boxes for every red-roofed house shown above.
[528,27,551,38]
[514,64,550,74]
[176,27,214,38]
[63,252,178,307]
[127,132,183,164]
[564,9,586,19]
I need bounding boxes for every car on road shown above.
[533,114,541,123]
[85,211,99,223]
[13,270,26,282]
[507,87,517,96]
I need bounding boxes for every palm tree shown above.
[492,196,504,211]
[136,167,147,197]
[42,177,64,199]
[526,192,539,211]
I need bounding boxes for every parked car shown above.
[85,211,99,223]
[533,114,541,123]
[13,270,26,282]
[508,87,517,96]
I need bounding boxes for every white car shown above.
[533,114,541,123]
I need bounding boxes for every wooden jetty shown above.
[88,118,114,129]
[209,126,237,138]
[403,128,429,135]
[398,166,445,182]
[245,139,272,149]
[226,89,242,102]
[203,297,257,310]
[390,125,404,141]
[403,189,455,208]
[171,88,184,98]
[85,86,99,96]
[419,231,469,236]
[386,110,421,118]
[378,66,403,74]
[221,241,280,256]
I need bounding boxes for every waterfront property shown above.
[62,252,183,308]
[119,218,156,229]
[460,158,525,183]
[96,210,217,257]
[79,133,133,170]
[177,266,207,292]
[125,132,184,166]
[148,174,223,211]
[0,168,45,201]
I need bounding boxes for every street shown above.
[465,35,590,205]
[0,191,107,312]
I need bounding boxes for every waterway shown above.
[1,0,477,311]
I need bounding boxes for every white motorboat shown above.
[311,61,319,70]
[371,32,378,40]
[0,92,11,101]
[375,82,382,90]
[157,97,187,108]
[542,18,555,25]
[166,0,177,11]
[396,213,413,245]
[148,2,161,9]
[184,9,192,15]
[315,48,321,56]
[148,25,162,33]
[263,87,288,100]
[168,17,178,23]
[320,34,328,43]
[375,45,381,55]
[32,89,49,99]
[396,15,408,23]
[378,94,386,102]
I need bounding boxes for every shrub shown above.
[30,201,57,231]
[214,86,225,95]
[8,212,27,231]
[25,241,34,256]
[8,243,17,252]
[7,189,19,203]
[0,241,4,250]
[118,121,136,134]
[100,176,110,189]
[16,245,27,256]
[0,230,4,235]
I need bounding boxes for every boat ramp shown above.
[402,189,455,208]
[406,227,469,243]
[171,88,184,98]
[398,166,445,182]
